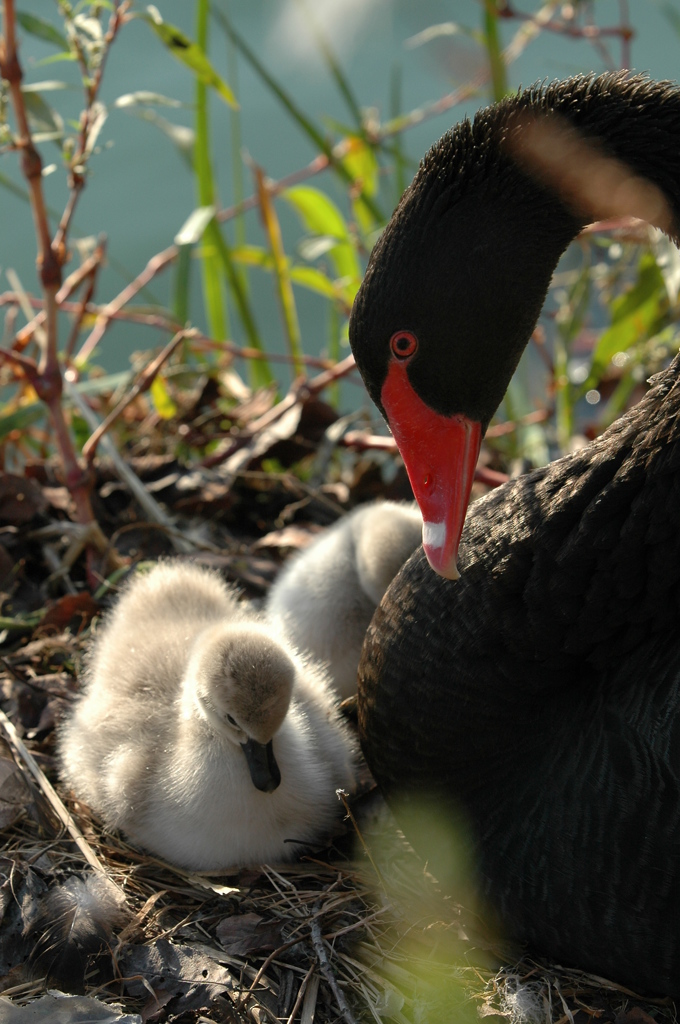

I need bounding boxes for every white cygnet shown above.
[59,561,357,871]
[265,501,422,699]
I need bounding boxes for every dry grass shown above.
[1,652,677,1024]
[0,372,677,1023]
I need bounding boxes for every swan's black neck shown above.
[350,72,680,429]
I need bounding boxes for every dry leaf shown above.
[252,523,323,553]
[0,745,31,829]
[216,912,284,956]
[0,992,141,1023]
[0,474,47,526]
[40,594,99,634]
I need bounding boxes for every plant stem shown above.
[0,0,109,584]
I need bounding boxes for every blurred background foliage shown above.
[2,0,680,475]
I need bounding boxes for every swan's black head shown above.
[348,71,680,577]
[349,71,680,430]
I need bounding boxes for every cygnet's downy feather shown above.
[59,562,358,870]
[266,501,422,699]
[25,873,128,994]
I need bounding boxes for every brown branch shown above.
[310,896,358,1024]
[0,1,57,295]
[4,241,107,354]
[82,328,190,464]
[485,408,550,438]
[340,430,509,487]
[76,244,177,364]
[619,0,633,69]
[305,352,357,394]
[201,354,360,471]
[63,240,107,363]
[217,152,330,228]
[500,1,635,43]
[0,345,38,380]
[1,291,355,373]
[1,0,59,384]
[53,3,130,252]
[0,1,116,586]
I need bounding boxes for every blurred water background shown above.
[3,1,680,392]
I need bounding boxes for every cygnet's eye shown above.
[226,714,238,728]
[390,330,418,361]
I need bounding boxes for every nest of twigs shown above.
[0,367,676,1024]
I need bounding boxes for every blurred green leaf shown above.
[150,376,178,419]
[653,232,680,303]
[0,613,43,632]
[342,135,380,236]
[586,251,666,388]
[16,11,69,50]
[283,185,361,286]
[232,244,346,302]
[21,90,64,136]
[175,206,216,246]
[21,80,69,93]
[554,263,591,447]
[31,51,78,67]
[0,403,45,440]
[114,91,185,109]
[405,21,480,48]
[143,6,238,108]
[122,108,194,163]
[290,265,347,302]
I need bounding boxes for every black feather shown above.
[350,72,680,995]
[25,874,128,994]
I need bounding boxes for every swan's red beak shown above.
[381,361,482,580]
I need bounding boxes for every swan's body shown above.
[265,501,422,699]
[349,73,680,994]
[59,562,357,870]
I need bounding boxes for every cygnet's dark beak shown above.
[241,737,281,793]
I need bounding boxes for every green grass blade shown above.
[231,245,349,305]
[0,403,45,440]
[584,251,666,393]
[16,11,69,50]
[390,64,407,202]
[173,244,192,326]
[255,168,304,379]
[194,0,228,343]
[225,13,246,254]
[482,1,508,102]
[327,301,341,408]
[212,7,383,224]
[142,7,238,107]
[224,9,250,309]
[211,226,274,389]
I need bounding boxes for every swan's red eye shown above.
[390,331,418,360]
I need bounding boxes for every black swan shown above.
[349,72,680,995]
